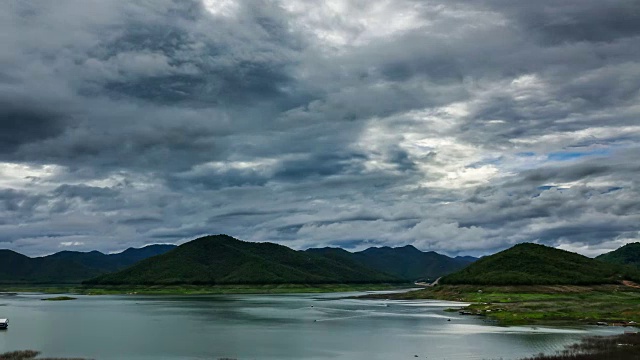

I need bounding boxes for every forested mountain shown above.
[307,245,475,281]
[86,235,399,285]
[0,244,176,284]
[597,242,640,268]
[11,237,640,287]
[441,243,640,285]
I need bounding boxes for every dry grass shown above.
[0,351,235,360]
[0,350,87,360]
[521,333,640,359]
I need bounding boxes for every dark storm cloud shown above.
[1,0,308,169]
[117,217,163,225]
[53,184,118,200]
[432,0,640,153]
[84,0,305,108]
[386,146,417,172]
[168,165,270,190]
[0,0,638,256]
[0,189,43,214]
[536,223,636,245]
[515,148,640,186]
[473,0,640,45]
[0,97,68,154]
[99,20,298,106]
[273,152,368,181]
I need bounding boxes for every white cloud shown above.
[1,0,639,257]
[60,241,85,247]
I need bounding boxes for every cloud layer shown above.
[1,0,639,256]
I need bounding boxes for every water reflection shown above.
[0,292,625,360]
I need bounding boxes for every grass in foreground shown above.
[0,350,87,360]
[521,333,640,359]
[0,351,236,360]
[370,284,640,326]
[1,283,408,295]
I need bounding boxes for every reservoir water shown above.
[0,291,624,360]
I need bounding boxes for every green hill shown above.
[0,250,99,284]
[85,235,400,285]
[597,242,640,268]
[0,244,176,284]
[441,243,640,285]
[42,244,176,271]
[307,245,474,281]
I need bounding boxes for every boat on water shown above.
[0,319,8,329]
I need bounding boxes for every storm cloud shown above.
[0,0,639,257]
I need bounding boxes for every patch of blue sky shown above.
[546,148,611,161]
[534,185,622,199]
[535,185,570,191]
[468,156,503,168]
[533,185,571,198]
[329,239,373,250]
[516,152,536,157]
[602,186,623,194]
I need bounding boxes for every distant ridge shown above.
[0,244,176,284]
[455,255,478,263]
[597,242,640,268]
[307,245,475,281]
[85,235,400,285]
[441,243,640,285]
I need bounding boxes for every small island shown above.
[41,296,77,301]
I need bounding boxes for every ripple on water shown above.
[0,291,627,360]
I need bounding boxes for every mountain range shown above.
[3,235,638,287]
[1,235,477,285]
[86,235,400,285]
[0,244,176,284]
[441,243,640,285]
[307,245,474,281]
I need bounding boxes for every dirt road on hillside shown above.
[622,280,640,289]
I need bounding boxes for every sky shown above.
[1,0,639,257]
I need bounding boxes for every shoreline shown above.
[2,288,640,360]
[0,283,412,296]
[360,284,640,327]
[521,332,640,359]
[7,282,640,328]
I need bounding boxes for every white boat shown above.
[0,319,8,329]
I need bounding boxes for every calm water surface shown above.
[0,291,625,360]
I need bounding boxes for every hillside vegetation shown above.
[0,250,99,284]
[597,242,640,268]
[0,245,175,284]
[307,245,474,281]
[86,235,400,285]
[441,243,640,285]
